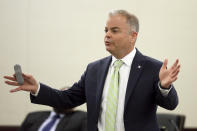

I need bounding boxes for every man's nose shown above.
[105,31,111,38]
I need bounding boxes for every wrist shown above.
[31,84,38,94]
[159,81,171,89]
[31,88,37,94]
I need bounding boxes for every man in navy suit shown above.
[19,109,87,131]
[4,10,180,131]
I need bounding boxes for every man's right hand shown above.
[4,73,38,94]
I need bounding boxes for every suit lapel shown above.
[95,56,112,121]
[32,111,50,131]
[56,114,70,131]
[124,49,146,110]
[94,51,146,121]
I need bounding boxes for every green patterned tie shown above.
[105,60,123,131]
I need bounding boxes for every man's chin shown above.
[105,47,111,52]
[105,46,111,51]
[105,48,113,54]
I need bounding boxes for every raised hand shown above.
[159,59,181,88]
[4,73,38,94]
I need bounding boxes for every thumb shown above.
[161,59,168,70]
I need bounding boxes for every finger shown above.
[171,59,179,70]
[5,81,20,86]
[10,87,22,93]
[4,76,17,81]
[170,76,178,83]
[171,68,180,78]
[12,74,17,78]
[171,64,181,75]
[162,59,168,70]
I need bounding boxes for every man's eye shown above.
[112,29,118,33]
[104,29,108,33]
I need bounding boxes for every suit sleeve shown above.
[30,70,87,109]
[153,63,179,110]
[155,84,178,110]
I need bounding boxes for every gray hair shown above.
[109,10,139,33]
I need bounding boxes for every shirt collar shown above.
[111,48,136,67]
[51,111,64,118]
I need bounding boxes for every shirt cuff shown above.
[158,81,172,97]
[30,82,40,96]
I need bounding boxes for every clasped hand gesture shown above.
[4,74,38,94]
[159,59,181,88]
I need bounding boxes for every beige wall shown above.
[0,0,197,128]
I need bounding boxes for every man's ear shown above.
[130,31,138,43]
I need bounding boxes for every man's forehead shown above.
[105,15,127,28]
[107,15,127,22]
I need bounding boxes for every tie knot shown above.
[53,114,60,119]
[113,60,123,69]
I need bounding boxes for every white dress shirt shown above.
[97,48,136,131]
[38,111,64,131]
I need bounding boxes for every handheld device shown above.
[14,64,24,85]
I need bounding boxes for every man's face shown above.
[104,15,136,58]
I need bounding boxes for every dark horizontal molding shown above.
[0,126,19,131]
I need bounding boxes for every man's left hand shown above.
[159,59,181,88]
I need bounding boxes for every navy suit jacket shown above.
[19,111,87,131]
[31,49,178,131]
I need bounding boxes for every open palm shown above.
[159,59,181,88]
[4,74,38,93]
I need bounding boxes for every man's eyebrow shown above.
[105,27,120,30]
[110,27,120,30]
